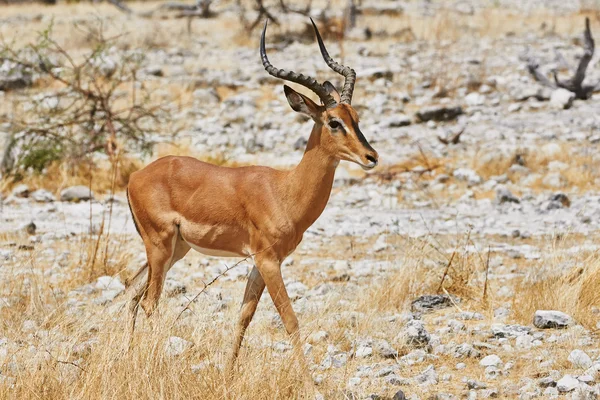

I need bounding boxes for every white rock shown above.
[355,345,373,358]
[11,184,29,198]
[515,334,533,350]
[465,92,485,106]
[30,189,55,203]
[480,354,502,368]
[533,310,573,329]
[60,186,94,202]
[556,375,579,392]
[568,349,593,369]
[550,88,575,109]
[453,168,482,186]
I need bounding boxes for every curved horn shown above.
[260,20,337,109]
[310,18,356,104]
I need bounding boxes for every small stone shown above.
[411,294,455,313]
[453,168,482,186]
[484,366,502,380]
[568,349,593,369]
[355,345,372,358]
[480,355,502,368]
[533,310,573,329]
[30,189,55,203]
[404,320,431,347]
[508,103,521,112]
[145,65,164,77]
[414,365,438,386]
[416,105,463,122]
[382,115,411,127]
[538,376,556,388]
[60,186,94,202]
[467,379,487,389]
[392,389,406,400]
[515,334,533,350]
[550,193,570,207]
[22,222,36,235]
[374,339,398,358]
[465,92,485,106]
[550,88,575,109]
[495,185,520,204]
[454,343,480,358]
[385,373,410,386]
[11,184,29,198]
[556,375,579,392]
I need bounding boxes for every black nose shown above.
[366,154,378,165]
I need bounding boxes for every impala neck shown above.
[286,123,338,232]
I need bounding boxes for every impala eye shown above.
[329,120,341,130]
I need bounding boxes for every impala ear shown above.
[283,85,321,120]
[323,81,341,103]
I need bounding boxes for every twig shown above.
[441,287,463,313]
[438,125,466,145]
[482,245,491,301]
[437,249,456,293]
[171,244,275,327]
[44,349,88,373]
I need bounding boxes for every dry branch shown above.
[528,18,600,100]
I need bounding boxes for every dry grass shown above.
[2,3,600,400]
[0,156,141,198]
[513,251,600,331]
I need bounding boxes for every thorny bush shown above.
[0,22,169,179]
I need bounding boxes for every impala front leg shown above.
[257,256,310,371]
[226,266,265,377]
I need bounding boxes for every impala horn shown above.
[260,20,338,108]
[310,18,357,104]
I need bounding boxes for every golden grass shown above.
[513,254,600,331]
[0,156,141,198]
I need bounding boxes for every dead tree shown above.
[528,17,600,100]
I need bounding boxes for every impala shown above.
[126,18,379,375]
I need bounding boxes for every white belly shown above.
[185,242,241,258]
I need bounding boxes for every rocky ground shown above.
[1,1,600,399]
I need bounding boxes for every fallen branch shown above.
[528,18,600,100]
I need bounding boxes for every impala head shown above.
[260,19,379,170]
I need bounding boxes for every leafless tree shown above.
[0,22,169,177]
[528,18,600,100]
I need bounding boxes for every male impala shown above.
[126,19,378,374]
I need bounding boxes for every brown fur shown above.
[126,86,378,378]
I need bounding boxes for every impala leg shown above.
[226,266,265,377]
[139,231,189,320]
[127,268,149,347]
[258,257,313,387]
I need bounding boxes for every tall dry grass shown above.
[513,252,600,331]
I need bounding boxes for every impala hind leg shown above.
[127,265,149,346]
[226,266,265,377]
[139,231,190,319]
